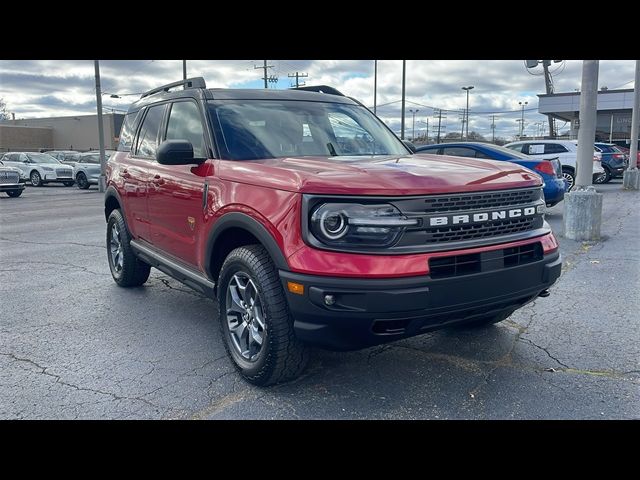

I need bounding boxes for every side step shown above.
[130,240,216,298]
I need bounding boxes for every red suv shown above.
[105,78,561,386]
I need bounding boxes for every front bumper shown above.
[280,250,561,350]
[0,183,25,192]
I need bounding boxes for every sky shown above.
[0,60,636,141]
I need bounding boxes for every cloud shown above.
[0,59,635,139]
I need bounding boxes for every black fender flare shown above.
[104,186,126,222]
[204,212,289,280]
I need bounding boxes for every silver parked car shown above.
[47,150,81,167]
[0,160,26,197]
[74,151,113,189]
[0,152,74,187]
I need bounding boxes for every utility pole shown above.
[491,115,497,142]
[563,60,602,241]
[373,60,378,115]
[401,60,406,140]
[434,109,445,144]
[255,61,273,89]
[623,59,640,190]
[542,60,556,138]
[409,109,419,141]
[518,101,528,138]
[288,72,308,88]
[462,86,474,139]
[183,60,187,80]
[94,60,106,193]
[426,118,429,143]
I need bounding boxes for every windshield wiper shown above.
[326,142,338,157]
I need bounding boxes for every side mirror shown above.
[156,140,205,166]
[402,140,417,154]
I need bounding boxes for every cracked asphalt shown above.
[1,181,638,419]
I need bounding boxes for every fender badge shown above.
[187,216,196,231]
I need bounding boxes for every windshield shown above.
[26,153,60,164]
[208,100,409,160]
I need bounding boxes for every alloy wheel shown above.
[226,272,266,362]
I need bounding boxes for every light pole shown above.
[94,60,106,193]
[409,109,419,141]
[401,60,406,140]
[462,86,474,139]
[519,101,528,139]
[373,60,377,115]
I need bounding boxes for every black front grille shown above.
[429,242,543,279]
[421,189,539,214]
[426,217,535,243]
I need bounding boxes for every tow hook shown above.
[538,289,551,298]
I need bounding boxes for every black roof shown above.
[129,78,357,113]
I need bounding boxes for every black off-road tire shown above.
[218,244,309,386]
[106,209,151,287]
[7,190,23,197]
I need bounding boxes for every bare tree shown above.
[0,98,10,121]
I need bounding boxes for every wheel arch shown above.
[104,186,124,222]
[205,213,289,289]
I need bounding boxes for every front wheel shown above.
[106,209,151,287]
[7,190,23,197]
[218,245,308,386]
[30,170,42,187]
[76,172,90,189]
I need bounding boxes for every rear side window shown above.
[544,143,568,154]
[165,101,206,158]
[442,147,476,157]
[134,105,166,158]
[505,144,524,153]
[118,112,139,152]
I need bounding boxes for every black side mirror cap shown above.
[156,140,205,166]
[402,140,417,153]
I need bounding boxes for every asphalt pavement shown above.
[1,181,638,419]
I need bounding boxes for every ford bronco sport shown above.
[105,77,562,386]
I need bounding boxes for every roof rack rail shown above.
[140,77,207,99]
[292,85,345,96]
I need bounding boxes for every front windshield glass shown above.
[208,100,408,160]
[26,153,60,164]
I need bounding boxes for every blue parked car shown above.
[415,142,567,207]
[593,142,628,184]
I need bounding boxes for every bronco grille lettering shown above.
[429,207,537,227]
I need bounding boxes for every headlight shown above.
[42,166,54,171]
[309,203,418,248]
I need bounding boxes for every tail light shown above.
[612,154,624,159]
[534,161,556,176]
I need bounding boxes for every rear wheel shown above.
[594,166,611,184]
[218,244,308,386]
[561,167,575,191]
[7,190,22,197]
[76,172,90,189]
[30,170,42,187]
[106,209,150,287]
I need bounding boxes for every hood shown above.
[216,153,543,196]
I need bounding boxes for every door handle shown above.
[119,169,131,179]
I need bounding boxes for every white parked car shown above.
[0,152,75,187]
[73,151,113,189]
[504,140,604,191]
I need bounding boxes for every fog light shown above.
[324,294,335,306]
